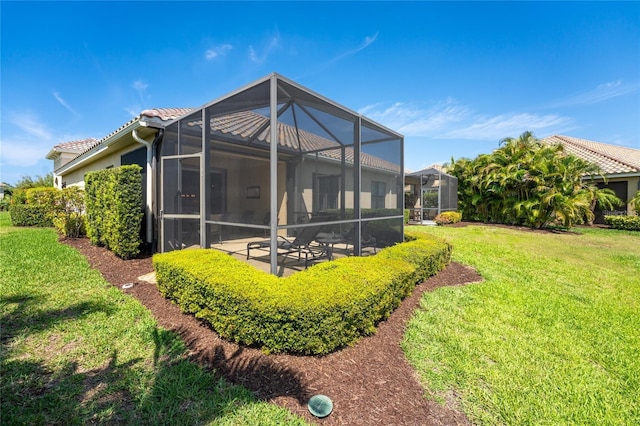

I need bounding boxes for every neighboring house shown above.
[405,164,458,222]
[47,73,405,274]
[542,135,640,220]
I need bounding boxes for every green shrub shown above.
[85,165,143,258]
[10,189,27,205]
[9,204,52,227]
[404,209,410,224]
[53,187,86,238]
[434,211,462,225]
[153,232,451,355]
[25,187,59,213]
[604,215,640,231]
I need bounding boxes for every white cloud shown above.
[125,105,141,117]
[0,138,48,167]
[548,79,640,108]
[8,112,53,140]
[205,44,233,60]
[324,32,379,67]
[248,33,281,64]
[52,91,79,117]
[445,113,572,140]
[248,46,258,63]
[360,100,573,141]
[132,79,149,106]
[132,80,148,92]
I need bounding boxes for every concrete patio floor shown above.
[210,236,348,277]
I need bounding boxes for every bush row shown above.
[9,186,85,237]
[9,204,52,227]
[85,165,143,259]
[604,215,640,231]
[153,231,451,355]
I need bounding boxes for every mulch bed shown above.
[62,236,483,425]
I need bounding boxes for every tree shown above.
[448,131,623,229]
[630,190,640,213]
[14,173,54,189]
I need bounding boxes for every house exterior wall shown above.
[591,174,639,222]
[607,175,640,214]
[57,145,145,188]
[295,161,399,216]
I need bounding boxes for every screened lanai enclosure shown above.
[157,73,404,275]
[405,167,458,223]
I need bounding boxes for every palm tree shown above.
[630,190,640,213]
[448,131,624,229]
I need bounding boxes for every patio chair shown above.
[341,224,377,254]
[246,223,328,268]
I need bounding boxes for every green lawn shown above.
[0,214,308,425]
[403,224,640,425]
[4,210,638,425]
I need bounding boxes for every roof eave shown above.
[56,120,143,175]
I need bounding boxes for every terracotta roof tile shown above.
[140,108,194,121]
[55,108,400,174]
[52,138,100,153]
[203,111,400,172]
[542,135,640,175]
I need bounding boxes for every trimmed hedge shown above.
[9,204,52,227]
[8,187,86,234]
[9,187,59,227]
[85,165,143,259]
[153,231,451,355]
[604,215,640,231]
[435,211,462,225]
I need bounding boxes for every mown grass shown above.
[403,224,640,425]
[0,213,308,425]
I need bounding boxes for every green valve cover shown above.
[307,394,333,418]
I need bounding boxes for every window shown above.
[317,175,340,211]
[371,181,386,209]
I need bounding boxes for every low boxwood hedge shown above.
[604,215,640,231]
[153,231,451,355]
[9,204,52,227]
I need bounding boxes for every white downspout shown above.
[132,128,154,245]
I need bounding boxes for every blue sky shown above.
[2,1,639,185]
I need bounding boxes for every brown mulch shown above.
[62,237,483,425]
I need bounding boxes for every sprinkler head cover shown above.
[308,394,333,418]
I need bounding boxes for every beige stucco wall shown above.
[58,145,144,189]
[214,153,287,226]
[294,159,400,216]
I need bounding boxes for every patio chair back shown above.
[290,224,323,248]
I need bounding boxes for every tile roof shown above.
[96,108,195,145]
[407,164,446,176]
[55,108,400,174]
[140,108,195,121]
[542,135,640,175]
[199,110,401,173]
[51,137,100,153]
[55,108,195,166]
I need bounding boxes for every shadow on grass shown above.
[173,324,312,406]
[1,294,116,345]
[1,295,287,424]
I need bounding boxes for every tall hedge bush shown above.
[8,187,58,227]
[85,165,143,259]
